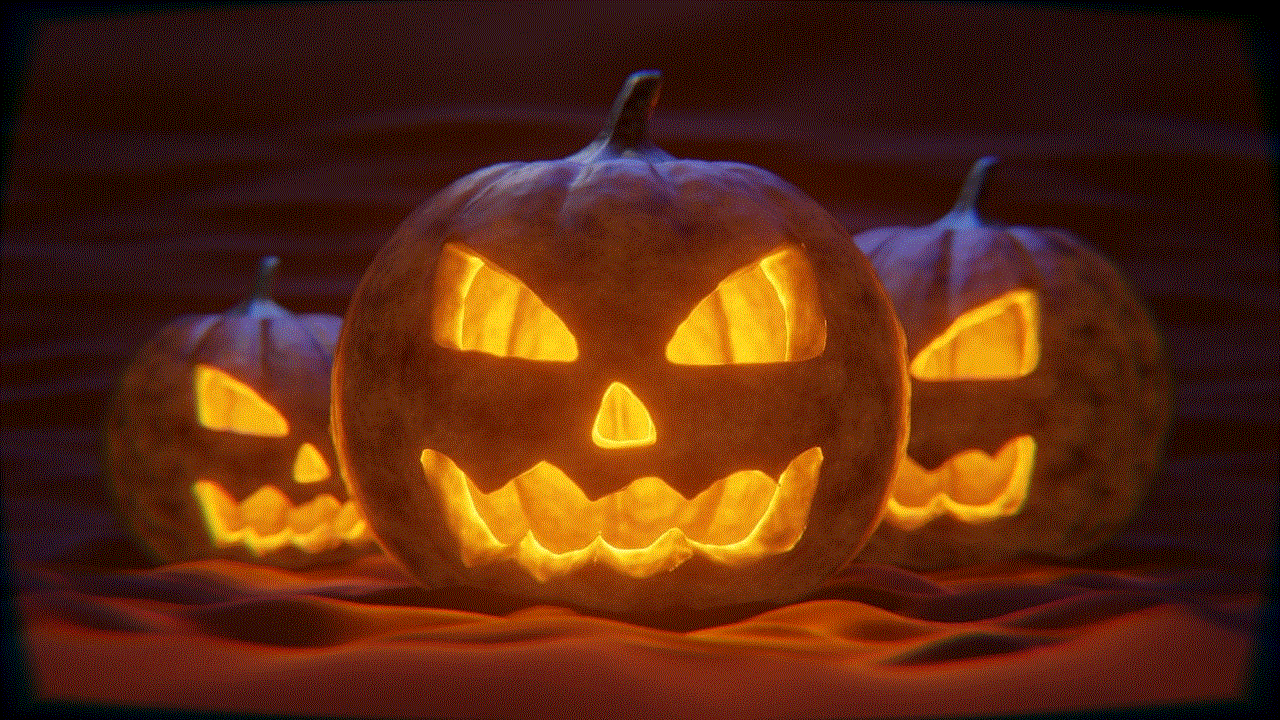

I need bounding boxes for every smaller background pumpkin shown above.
[105,256,375,569]
[854,157,1171,570]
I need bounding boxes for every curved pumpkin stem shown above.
[229,256,282,315]
[571,70,675,163]
[249,256,281,301]
[938,156,997,230]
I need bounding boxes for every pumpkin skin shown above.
[332,72,908,614]
[106,257,375,569]
[854,157,1171,570]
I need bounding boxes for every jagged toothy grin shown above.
[420,447,824,581]
[883,435,1035,530]
[192,480,372,555]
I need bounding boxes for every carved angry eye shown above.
[431,242,578,361]
[667,245,826,365]
[910,289,1039,381]
[195,364,290,437]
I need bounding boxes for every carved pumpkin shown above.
[854,157,1171,570]
[106,257,374,568]
[332,72,908,614]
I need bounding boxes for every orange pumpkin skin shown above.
[106,258,374,569]
[854,158,1171,570]
[332,73,908,614]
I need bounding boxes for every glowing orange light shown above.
[191,480,371,555]
[591,382,656,449]
[883,435,1035,530]
[194,364,289,437]
[421,446,823,580]
[667,245,826,365]
[431,242,578,361]
[910,289,1039,381]
[292,442,331,483]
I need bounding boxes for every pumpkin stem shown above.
[571,70,675,162]
[939,156,997,229]
[249,256,281,301]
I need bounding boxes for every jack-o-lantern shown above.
[332,72,908,614]
[106,257,375,568]
[854,157,1171,570]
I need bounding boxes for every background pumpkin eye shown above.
[194,364,289,437]
[666,245,826,365]
[909,289,1040,381]
[431,242,578,362]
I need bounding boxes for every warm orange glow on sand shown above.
[431,242,578,361]
[194,364,289,436]
[421,447,823,580]
[192,480,371,555]
[592,382,657,449]
[883,435,1035,530]
[667,245,826,365]
[910,289,1039,381]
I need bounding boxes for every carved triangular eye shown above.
[910,289,1040,381]
[432,242,578,362]
[194,364,289,437]
[666,245,826,365]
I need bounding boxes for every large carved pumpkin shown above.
[106,257,374,568]
[332,72,908,614]
[854,157,1171,570]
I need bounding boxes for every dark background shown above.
[2,2,1276,717]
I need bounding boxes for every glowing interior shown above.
[591,382,656,449]
[192,479,372,555]
[292,442,331,483]
[666,245,826,365]
[421,446,823,581]
[910,289,1040,381]
[882,435,1035,530]
[194,364,289,437]
[432,242,578,362]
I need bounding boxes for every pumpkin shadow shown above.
[357,584,782,633]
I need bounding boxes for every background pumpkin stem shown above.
[249,256,280,302]
[941,156,998,229]
[572,70,674,162]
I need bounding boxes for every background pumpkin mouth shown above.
[883,435,1035,530]
[191,480,371,555]
[420,447,823,580]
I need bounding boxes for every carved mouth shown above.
[883,435,1035,531]
[192,480,372,555]
[420,447,824,581]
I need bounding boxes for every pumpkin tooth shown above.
[512,462,603,553]
[333,501,373,541]
[289,522,337,554]
[688,469,779,546]
[513,528,694,582]
[603,476,692,548]
[288,494,341,533]
[239,485,290,535]
[192,480,244,534]
[883,435,1035,530]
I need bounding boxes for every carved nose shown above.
[591,382,656,449]
[293,442,331,483]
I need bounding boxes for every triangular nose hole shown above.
[592,382,656,449]
[293,442,331,483]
